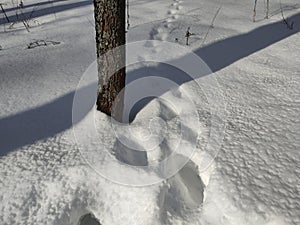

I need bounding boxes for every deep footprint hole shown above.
[159,157,206,222]
[128,96,156,123]
[78,213,101,225]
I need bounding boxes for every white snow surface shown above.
[0,0,300,225]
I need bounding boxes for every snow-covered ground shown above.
[0,0,299,224]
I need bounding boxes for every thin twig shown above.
[280,0,294,29]
[253,0,258,22]
[266,0,269,19]
[201,6,221,46]
[0,3,10,22]
[22,19,30,32]
[126,0,130,30]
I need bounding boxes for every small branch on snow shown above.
[0,3,10,22]
[27,40,60,49]
[201,6,222,46]
[280,1,294,30]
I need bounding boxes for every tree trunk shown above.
[93,0,126,121]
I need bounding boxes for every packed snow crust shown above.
[0,0,299,225]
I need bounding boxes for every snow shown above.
[0,0,299,225]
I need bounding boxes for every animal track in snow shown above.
[167,9,177,15]
[148,0,183,41]
[112,139,148,167]
[158,156,205,224]
[167,0,183,23]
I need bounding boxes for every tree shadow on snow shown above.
[0,83,96,156]
[2,0,69,13]
[0,13,299,156]
[0,0,92,26]
[126,12,300,121]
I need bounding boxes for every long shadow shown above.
[196,13,300,73]
[2,0,68,13]
[126,13,300,121]
[0,13,299,156]
[0,83,96,156]
[0,0,91,25]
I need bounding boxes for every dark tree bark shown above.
[93,0,126,121]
